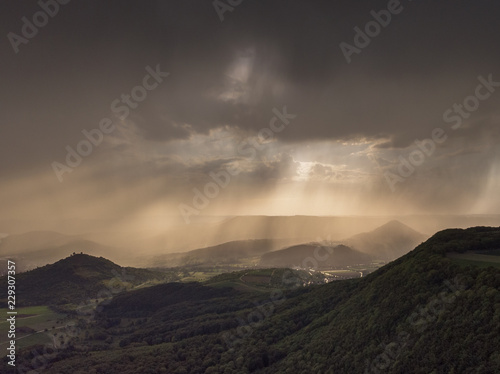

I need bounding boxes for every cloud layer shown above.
[1,0,499,228]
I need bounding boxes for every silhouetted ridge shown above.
[0,254,167,306]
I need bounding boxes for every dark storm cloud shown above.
[1,0,500,178]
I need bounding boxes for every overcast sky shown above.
[1,0,499,229]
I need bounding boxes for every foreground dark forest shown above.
[2,227,500,373]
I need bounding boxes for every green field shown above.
[322,269,362,278]
[205,268,280,293]
[476,248,500,256]
[447,252,500,269]
[208,280,271,293]
[179,269,229,282]
[0,306,68,350]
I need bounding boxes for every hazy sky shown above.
[1,0,499,229]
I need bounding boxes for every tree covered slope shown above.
[0,254,174,306]
[4,227,500,374]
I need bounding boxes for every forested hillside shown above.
[0,254,175,306]
[3,227,500,373]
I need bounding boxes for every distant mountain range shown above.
[0,220,429,271]
[98,215,500,252]
[257,220,427,268]
[109,220,427,269]
[135,215,395,253]
[343,220,427,260]
[147,239,301,267]
[259,243,372,269]
[2,215,500,255]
